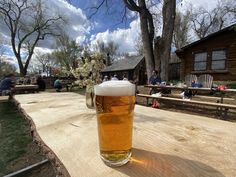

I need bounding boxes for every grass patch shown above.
[0,102,31,176]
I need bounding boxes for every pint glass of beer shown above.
[94,80,135,166]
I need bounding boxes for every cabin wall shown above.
[178,30,236,81]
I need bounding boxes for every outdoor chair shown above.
[185,74,197,87]
[198,74,213,88]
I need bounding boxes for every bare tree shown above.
[51,33,82,71]
[173,11,191,49]
[0,0,62,76]
[134,32,143,55]
[34,51,51,73]
[209,0,236,33]
[190,6,213,39]
[0,35,17,77]
[123,0,155,80]
[190,0,236,39]
[68,0,176,80]
[95,40,118,64]
[154,0,176,80]
[123,0,176,81]
[0,60,17,77]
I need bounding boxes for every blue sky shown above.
[69,0,135,33]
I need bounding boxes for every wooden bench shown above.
[170,94,235,103]
[12,85,39,94]
[137,93,236,117]
[0,96,9,103]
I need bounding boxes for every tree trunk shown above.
[154,36,161,75]
[0,0,62,77]
[155,0,176,81]
[138,0,155,81]
[123,0,175,82]
[139,11,155,81]
[22,67,28,76]
[15,56,25,76]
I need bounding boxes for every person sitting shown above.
[149,70,161,95]
[149,70,161,85]
[0,74,15,96]
[103,75,109,82]
[30,76,37,85]
[23,76,31,85]
[111,74,118,80]
[54,77,62,92]
[36,75,46,91]
[123,74,128,81]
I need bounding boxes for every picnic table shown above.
[144,85,236,102]
[14,93,236,177]
[141,85,236,117]
[12,84,39,94]
[0,96,9,102]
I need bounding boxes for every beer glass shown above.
[94,80,135,166]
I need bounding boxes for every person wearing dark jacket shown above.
[149,70,161,85]
[0,74,15,96]
[36,75,46,91]
[54,78,62,92]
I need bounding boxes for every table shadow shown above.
[113,148,225,177]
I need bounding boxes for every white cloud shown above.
[0,0,91,73]
[88,0,218,56]
[177,0,235,42]
[1,0,231,60]
[0,0,90,49]
[47,0,91,44]
[0,45,53,72]
[90,19,141,55]
[1,50,18,69]
[34,47,54,55]
[29,47,54,68]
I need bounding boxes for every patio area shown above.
[13,92,236,177]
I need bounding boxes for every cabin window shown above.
[211,50,226,70]
[194,52,207,71]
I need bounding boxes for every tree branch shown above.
[123,0,141,12]
[25,31,41,71]
[88,0,106,19]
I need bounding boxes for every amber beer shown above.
[95,80,135,166]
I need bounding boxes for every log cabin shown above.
[176,24,236,81]
[101,55,147,84]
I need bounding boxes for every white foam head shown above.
[94,80,135,96]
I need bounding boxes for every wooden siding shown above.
[169,63,180,80]
[178,30,236,81]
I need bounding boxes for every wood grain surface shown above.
[0,96,9,102]
[14,93,236,177]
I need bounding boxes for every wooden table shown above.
[14,93,236,177]
[145,85,236,103]
[0,96,9,102]
[145,85,236,93]
[12,85,39,94]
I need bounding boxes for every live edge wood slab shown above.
[14,93,236,177]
